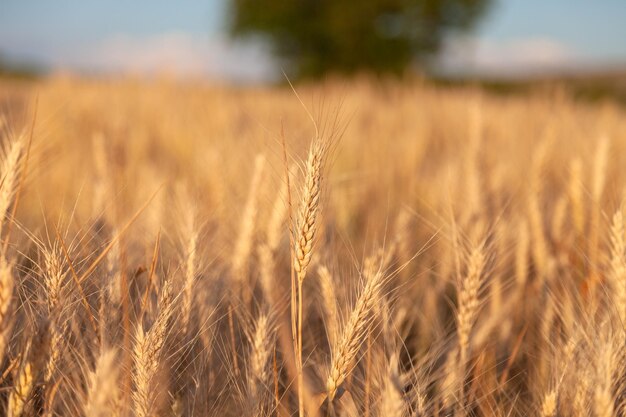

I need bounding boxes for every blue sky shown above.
[1,0,625,80]
[475,0,626,61]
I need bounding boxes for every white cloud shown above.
[436,36,585,77]
[51,32,277,82]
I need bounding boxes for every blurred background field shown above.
[1,2,626,417]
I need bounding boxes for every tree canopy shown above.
[229,0,492,79]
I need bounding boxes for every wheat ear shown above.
[247,313,276,414]
[609,209,626,324]
[594,335,617,417]
[0,256,13,364]
[258,176,290,305]
[8,361,34,417]
[293,140,326,283]
[588,137,609,283]
[232,154,266,284]
[326,268,386,401]
[181,203,198,334]
[380,354,408,417]
[569,158,585,237]
[85,349,119,417]
[0,135,23,238]
[132,278,174,417]
[540,389,557,417]
[318,265,339,347]
[457,244,486,365]
[292,138,328,417]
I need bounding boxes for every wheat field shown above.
[0,76,626,416]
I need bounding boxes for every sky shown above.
[1,0,625,81]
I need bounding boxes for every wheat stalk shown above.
[457,244,486,365]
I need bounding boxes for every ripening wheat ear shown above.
[292,137,330,417]
[457,243,486,365]
[0,135,23,238]
[41,243,69,383]
[0,256,14,364]
[528,142,550,282]
[85,349,120,417]
[178,194,199,334]
[593,330,619,417]
[379,354,408,417]
[8,360,34,417]
[569,158,585,238]
[540,389,558,417]
[258,175,291,305]
[132,278,174,417]
[91,132,110,220]
[589,137,610,283]
[326,268,386,402]
[608,208,626,324]
[572,372,589,417]
[318,265,339,347]
[293,139,327,283]
[452,241,486,413]
[266,173,291,252]
[232,154,266,285]
[515,219,530,289]
[247,312,276,413]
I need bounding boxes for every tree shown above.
[229,0,492,79]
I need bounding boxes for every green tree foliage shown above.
[229,0,492,79]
